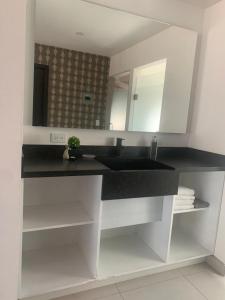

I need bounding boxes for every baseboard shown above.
[207,255,225,276]
[22,257,205,300]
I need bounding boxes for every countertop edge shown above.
[21,146,225,178]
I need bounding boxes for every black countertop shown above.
[22,157,110,178]
[158,157,225,172]
[22,145,225,178]
[157,147,225,172]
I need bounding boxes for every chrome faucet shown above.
[149,136,158,160]
[116,138,125,156]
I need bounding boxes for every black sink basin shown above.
[96,157,174,171]
[96,156,178,200]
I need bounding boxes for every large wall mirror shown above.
[33,0,197,133]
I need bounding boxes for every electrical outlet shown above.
[50,132,66,144]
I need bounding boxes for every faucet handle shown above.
[116,137,125,146]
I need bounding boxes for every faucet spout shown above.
[116,138,125,156]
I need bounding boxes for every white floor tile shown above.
[187,268,225,300]
[117,269,180,292]
[178,263,212,276]
[54,285,118,300]
[122,277,206,300]
[54,264,225,300]
[100,296,123,300]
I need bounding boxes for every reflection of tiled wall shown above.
[35,44,110,129]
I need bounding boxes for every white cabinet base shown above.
[20,172,225,300]
[20,257,207,300]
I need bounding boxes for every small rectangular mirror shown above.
[32,0,197,133]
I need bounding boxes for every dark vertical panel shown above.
[33,63,49,126]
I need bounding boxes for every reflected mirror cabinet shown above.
[32,0,198,133]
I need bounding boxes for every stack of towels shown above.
[174,186,195,211]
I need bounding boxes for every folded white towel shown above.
[174,195,195,201]
[174,204,195,210]
[178,186,195,196]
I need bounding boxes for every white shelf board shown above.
[21,245,94,298]
[99,234,163,278]
[173,200,209,215]
[23,202,93,232]
[169,229,211,263]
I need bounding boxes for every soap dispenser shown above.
[150,136,158,160]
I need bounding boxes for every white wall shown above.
[110,26,197,133]
[23,125,189,147]
[189,0,225,154]
[0,1,26,299]
[215,188,225,264]
[87,0,204,32]
[188,0,225,264]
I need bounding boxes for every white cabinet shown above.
[215,188,225,264]
[22,227,95,298]
[19,171,224,299]
[20,176,102,299]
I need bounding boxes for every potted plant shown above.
[67,136,81,160]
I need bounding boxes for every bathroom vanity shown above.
[19,146,225,300]
[19,1,225,299]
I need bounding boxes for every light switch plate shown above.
[50,132,66,144]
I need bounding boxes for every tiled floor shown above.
[55,263,225,300]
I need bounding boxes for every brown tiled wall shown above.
[35,44,110,129]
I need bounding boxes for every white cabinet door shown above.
[215,188,225,264]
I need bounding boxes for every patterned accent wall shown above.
[35,44,110,129]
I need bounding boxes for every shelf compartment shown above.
[21,245,94,298]
[99,233,163,278]
[173,199,209,214]
[23,202,93,232]
[169,228,211,263]
[101,197,163,230]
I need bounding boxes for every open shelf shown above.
[23,202,93,232]
[169,229,211,263]
[21,245,94,298]
[173,199,209,214]
[101,197,163,230]
[99,234,163,278]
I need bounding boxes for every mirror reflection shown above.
[129,60,167,132]
[33,0,197,133]
[107,72,130,131]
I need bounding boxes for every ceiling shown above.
[178,0,221,8]
[35,0,169,57]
